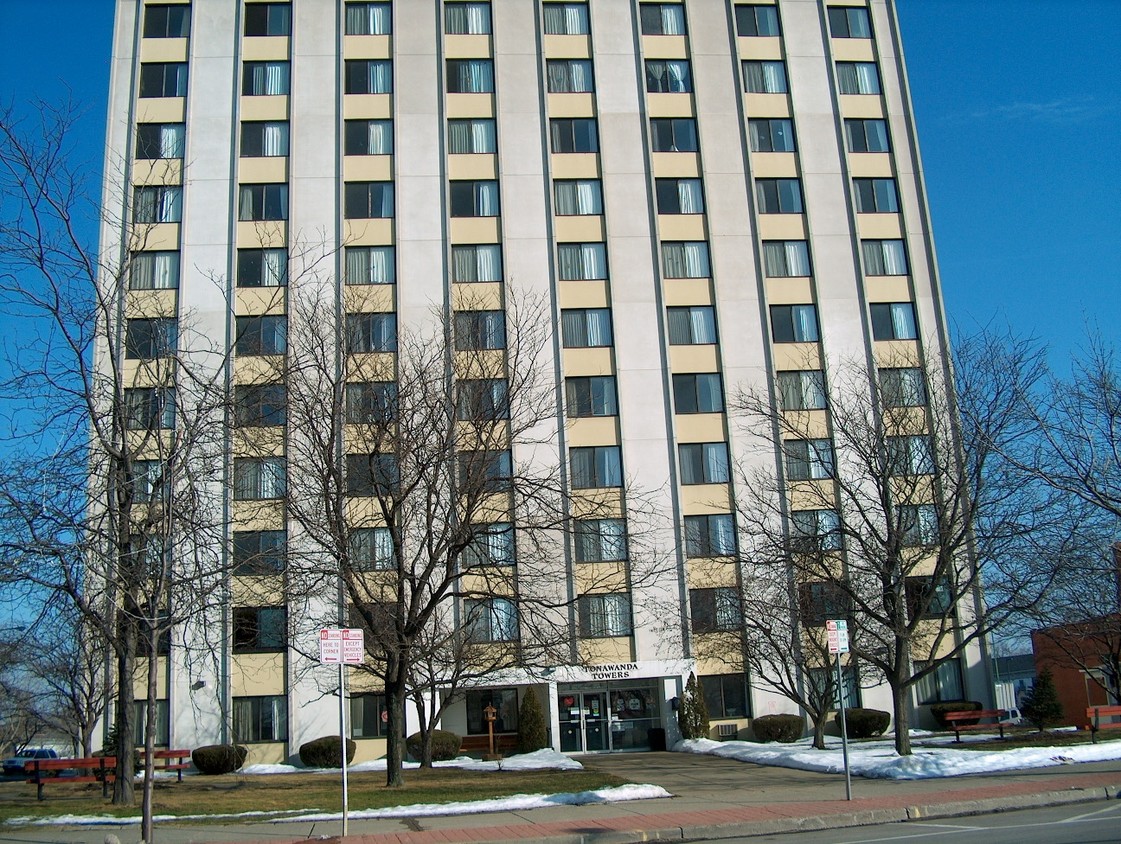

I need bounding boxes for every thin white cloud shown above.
[966,95,1117,124]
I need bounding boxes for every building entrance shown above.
[557,681,661,752]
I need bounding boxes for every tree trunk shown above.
[384,662,407,788]
[891,681,912,756]
[112,613,137,805]
[811,711,828,750]
[141,633,159,844]
[413,693,433,768]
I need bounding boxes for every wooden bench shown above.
[26,756,117,801]
[145,749,192,781]
[1087,705,1121,743]
[944,709,1007,742]
[460,734,519,757]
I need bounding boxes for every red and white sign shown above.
[826,619,849,654]
[319,628,365,664]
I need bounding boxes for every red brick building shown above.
[1031,615,1121,728]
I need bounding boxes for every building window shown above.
[233,457,286,500]
[645,59,692,93]
[450,180,500,217]
[703,674,749,718]
[350,693,388,738]
[136,123,185,159]
[560,308,613,348]
[233,607,286,652]
[345,2,392,35]
[673,373,724,414]
[546,60,594,93]
[900,504,939,547]
[640,4,686,35]
[233,695,287,742]
[837,62,881,95]
[344,181,394,219]
[446,59,494,94]
[458,450,512,492]
[125,387,175,430]
[650,118,698,152]
[454,310,505,350]
[778,370,826,411]
[448,119,496,154]
[806,666,860,709]
[463,523,514,566]
[565,376,617,418]
[466,689,518,734]
[237,249,287,288]
[349,527,394,571]
[870,302,917,340]
[233,531,286,576]
[345,60,393,94]
[661,242,710,278]
[570,446,622,489]
[554,179,603,216]
[880,367,927,407]
[242,61,289,96]
[578,593,632,637]
[129,460,168,503]
[862,240,909,275]
[887,435,934,475]
[445,2,491,34]
[655,178,704,214]
[133,186,182,223]
[244,3,290,36]
[784,438,835,480]
[234,384,286,428]
[574,519,626,563]
[690,587,742,633]
[763,240,811,277]
[667,306,716,345]
[139,63,188,97]
[756,179,803,214]
[346,313,397,353]
[129,251,179,290]
[735,4,780,36]
[679,442,729,485]
[346,381,397,424]
[451,244,503,282]
[748,118,795,152]
[845,118,889,152]
[240,121,289,157]
[557,243,607,280]
[854,178,898,213]
[465,598,518,642]
[344,246,394,285]
[913,658,963,704]
[346,453,399,496]
[235,315,287,356]
[770,304,819,343]
[684,514,736,557]
[828,6,871,38]
[742,60,787,93]
[238,183,288,221]
[799,581,849,625]
[543,2,589,34]
[456,378,509,420]
[790,509,842,551]
[550,118,598,153]
[143,4,190,38]
[125,318,177,359]
[345,119,393,155]
[131,699,170,747]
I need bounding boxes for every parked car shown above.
[999,708,1026,726]
[2,748,60,775]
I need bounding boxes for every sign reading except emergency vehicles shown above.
[319,628,365,664]
[826,619,849,654]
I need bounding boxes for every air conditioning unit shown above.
[717,723,738,739]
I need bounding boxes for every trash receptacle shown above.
[647,727,667,751]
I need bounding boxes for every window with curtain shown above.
[136,123,185,159]
[748,118,795,152]
[777,370,826,410]
[578,593,632,637]
[244,3,290,35]
[124,387,175,430]
[345,246,395,285]
[790,509,842,551]
[240,121,289,157]
[350,693,388,738]
[870,302,917,340]
[233,530,287,575]
[454,310,505,350]
[345,381,397,424]
[129,251,179,290]
[128,460,168,503]
[565,376,617,418]
[844,118,889,152]
[640,3,686,35]
[346,313,397,353]
[798,581,850,625]
[735,4,780,36]
[837,62,881,94]
[667,306,717,345]
[346,453,400,496]
[655,178,704,214]
[862,239,909,275]
[344,119,393,155]
[457,450,512,492]
[446,59,494,94]
[348,527,394,571]
[679,442,729,485]
[570,446,622,489]
[235,315,287,355]
[913,658,963,704]
[546,60,594,93]
[233,696,287,742]
[543,2,589,34]
[143,4,190,37]
[690,588,742,633]
[456,378,509,420]
[242,61,289,95]
[661,242,710,278]
[345,2,392,34]
[234,383,286,427]
[448,118,496,153]
[233,458,286,500]
[560,308,613,348]
[554,179,603,215]
[880,367,927,407]
[806,666,860,709]
[684,514,736,557]
[887,435,934,476]
[462,523,514,566]
[854,178,898,213]
[770,304,819,343]
[451,244,503,282]
[742,60,787,93]
[756,178,803,214]
[574,518,627,562]
[828,6,871,38]
[237,248,287,288]
[650,117,698,152]
[465,598,518,642]
[645,59,692,93]
[125,318,178,359]
[344,182,394,219]
[444,2,491,34]
[762,241,811,277]
[557,243,607,280]
[346,60,392,94]
[702,674,750,718]
[133,186,182,223]
[139,62,188,97]
[900,504,939,547]
[238,183,288,221]
[550,118,598,153]
[784,438,835,480]
[450,180,500,216]
[672,373,723,414]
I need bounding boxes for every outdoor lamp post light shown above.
[484,703,498,759]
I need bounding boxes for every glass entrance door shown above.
[557,691,608,752]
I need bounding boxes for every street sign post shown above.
[319,628,365,835]
[826,619,852,801]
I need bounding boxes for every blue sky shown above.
[1,0,1118,363]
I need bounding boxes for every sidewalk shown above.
[2,754,1119,844]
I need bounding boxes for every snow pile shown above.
[241,748,582,776]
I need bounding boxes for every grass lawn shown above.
[940,729,1121,751]
[0,767,628,826]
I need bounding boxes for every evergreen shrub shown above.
[299,735,357,768]
[191,744,248,775]
[752,714,805,743]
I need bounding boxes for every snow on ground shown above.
[677,734,1121,780]
[240,748,582,776]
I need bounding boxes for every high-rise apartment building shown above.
[102,0,986,762]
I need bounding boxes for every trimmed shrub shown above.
[406,730,462,762]
[929,700,982,729]
[299,735,357,768]
[517,689,548,754]
[192,744,248,775]
[752,714,805,743]
[837,708,890,739]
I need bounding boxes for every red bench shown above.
[25,749,192,800]
[944,709,1007,742]
[460,734,519,756]
[1087,705,1121,743]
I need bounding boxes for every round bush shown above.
[752,714,806,743]
[406,729,462,762]
[836,708,890,739]
[299,735,357,768]
[929,700,982,729]
[192,744,248,775]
